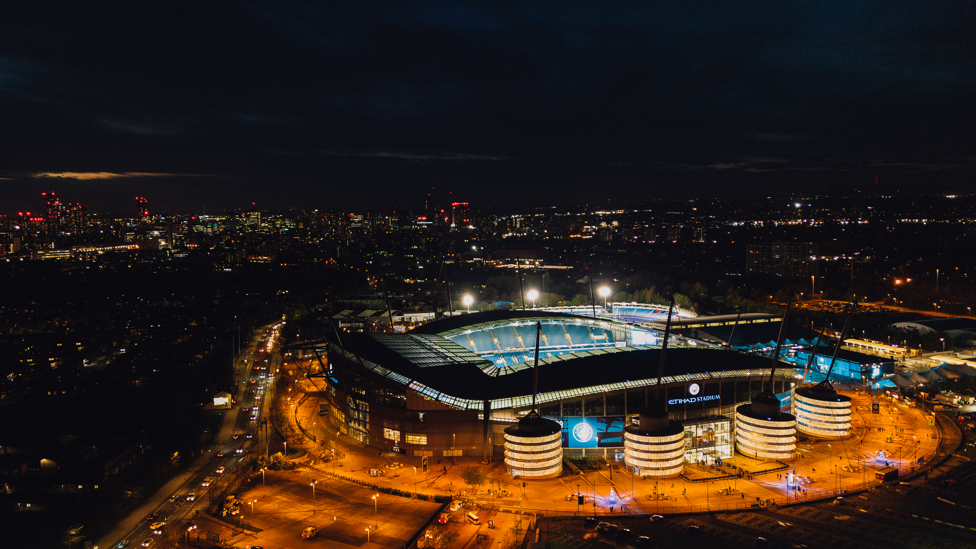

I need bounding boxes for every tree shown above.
[488,470,509,494]
[461,466,487,498]
[423,526,458,549]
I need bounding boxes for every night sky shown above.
[2,2,974,213]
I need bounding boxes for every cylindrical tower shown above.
[503,411,563,479]
[735,394,797,460]
[794,386,852,439]
[623,408,685,477]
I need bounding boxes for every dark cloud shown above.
[1,1,974,212]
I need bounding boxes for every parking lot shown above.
[223,468,443,548]
[541,493,976,549]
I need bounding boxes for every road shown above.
[102,321,283,549]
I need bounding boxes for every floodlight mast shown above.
[764,294,794,393]
[531,321,542,410]
[516,254,525,310]
[817,299,858,391]
[587,268,597,318]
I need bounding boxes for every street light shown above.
[599,286,611,309]
[463,294,473,313]
[453,433,457,465]
[372,494,378,527]
[311,481,317,514]
[366,527,370,544]
[527,289,539,309]
[249,500,255,520]
[941,338,945,352]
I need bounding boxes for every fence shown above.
[508,481,875,518]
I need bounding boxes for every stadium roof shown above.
[410,309,611,335]
[336,331,784,407]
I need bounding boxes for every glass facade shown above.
[682,417,732,464]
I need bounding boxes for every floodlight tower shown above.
[599,286,611,311]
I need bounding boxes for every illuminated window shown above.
[384,428,400,442]
[406,433,427,445]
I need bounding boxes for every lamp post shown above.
[452,433,456,465]
[527,289,539,309]
[249,500,255,521]
[463,294,473,313]
[366,527,370,545]
[372,494,378,527]
[577,483,581,516]
[311,481,316,514]
[261,467,266,486]
[599,286,611,310]
[941,338,945,352]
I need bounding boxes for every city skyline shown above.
[3,2,975,213]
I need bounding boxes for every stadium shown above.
[312,309,799,477]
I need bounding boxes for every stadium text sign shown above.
[668,394,720,405]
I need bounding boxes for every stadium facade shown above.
[313,310,798,476]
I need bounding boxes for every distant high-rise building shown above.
[746,242,820,278]
[450,202,472,228]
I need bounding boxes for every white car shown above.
[215,466,225,474]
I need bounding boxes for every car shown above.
[757,537,769,547]
[636,536,653,547]
[833,496,846,506]
[232,434,241,439]
[243,408,250,412]
[236,448,244,454]
[438,512,450,524]
[251,415,258,421]
[686,525,700,535]
[149,522,166,530]
[202,477,215,486]
[216,466,225,474]
[584,517,598,528]
[116,541,129,549]
[216,452,225,457]
[617,528,632,540]
[140,539,152,548]
[302,526,318,539]
[246,433,253,439]
[596,522,618,534]
[145,513,156,521]
[650,514,665,522]
[167,495,177,502]
[186,493,197,501]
